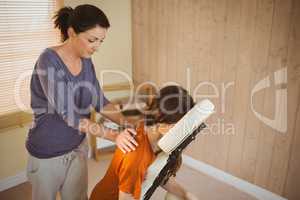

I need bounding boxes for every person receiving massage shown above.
[89,85,198,200]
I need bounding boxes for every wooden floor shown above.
[0,151,257,200]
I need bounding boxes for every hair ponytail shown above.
[53,7,74,42]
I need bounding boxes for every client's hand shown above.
[185,192,199,200]
[115,128,138,153]
[165,192,199,200]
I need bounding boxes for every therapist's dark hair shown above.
[54,4,110,42]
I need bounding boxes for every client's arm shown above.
[162,177,198,200]
[162,177,187,199]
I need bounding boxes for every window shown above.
[0,0,62,130]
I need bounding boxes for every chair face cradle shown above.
[141,99,215,200]
[142,123,207,200]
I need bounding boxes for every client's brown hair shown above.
[145,85,195,125]
[145,85,194,185]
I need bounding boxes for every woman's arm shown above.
[79,118,138,153]
[100,103,140,126]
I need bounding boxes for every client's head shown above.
[146,85,195,127]
[157,85,194,122]
[146,85,194,183]
[146,85,194,146]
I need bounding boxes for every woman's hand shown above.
[79,118,138,153]
[115,128,138,153]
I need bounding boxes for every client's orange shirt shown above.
[90,123,156,200]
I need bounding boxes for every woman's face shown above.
[70,25,107,58]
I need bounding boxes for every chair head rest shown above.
[158,99,215,154]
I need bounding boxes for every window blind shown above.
[0,0,59,117]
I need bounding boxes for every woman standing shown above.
[26,4,137,200]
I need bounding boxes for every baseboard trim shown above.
[0,171,27,192]
[182,155,287,200]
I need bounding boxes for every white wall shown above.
[0,126,29,180]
